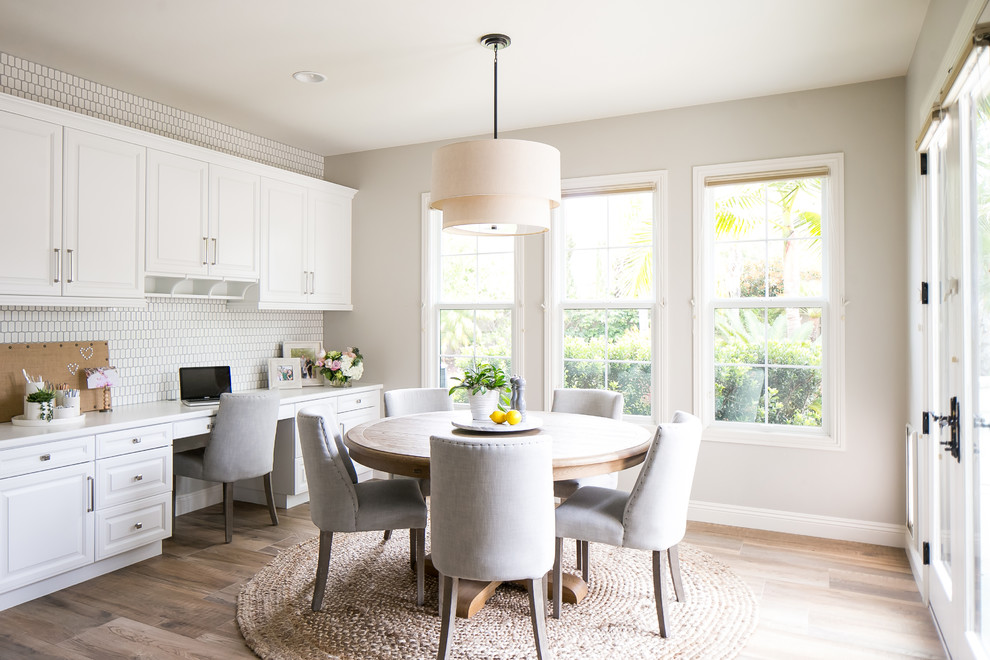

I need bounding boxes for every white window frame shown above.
[421,193,525,389]
[693,153,846,449]
[546,171,668,423]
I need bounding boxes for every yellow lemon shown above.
[506,409,522,425]
[489,410,507,424]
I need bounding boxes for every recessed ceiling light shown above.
[292,71,326,84]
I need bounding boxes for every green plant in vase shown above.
[448,363,510,420]
[26,387,57,422]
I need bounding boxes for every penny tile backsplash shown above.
[0,52,329,407]
[0,300,324,407]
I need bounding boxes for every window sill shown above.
[702,423,842,450]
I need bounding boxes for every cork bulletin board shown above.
[0,341,110,422]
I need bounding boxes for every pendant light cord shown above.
[493,42,499,139]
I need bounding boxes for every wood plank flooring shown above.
[0,502,946,659]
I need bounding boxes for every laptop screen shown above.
[179,366,232,402]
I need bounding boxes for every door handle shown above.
[931,396,961,462]
[211,238,218,265]
[202,237,209,265]
[53,248,61,283]
[66,249,74,284]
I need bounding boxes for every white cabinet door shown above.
[0,462,94,593]
[309,189,351,307]
[0,111,63,296]
[260,178,308,303]
[146,150,210,277]
[210,165,260,279]
[63,129,145,299]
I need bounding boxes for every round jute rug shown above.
[237,531,758,660]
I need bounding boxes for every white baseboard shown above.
[688,500,906,547]
[174,484,223,516]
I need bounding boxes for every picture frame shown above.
[268,357,303,390]
[282,341,324,387]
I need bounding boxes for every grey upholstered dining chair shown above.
[550,388,624,577]
[384,387,454,417]
[552,410,702,638]
[430,433,555,660]
[172,391,280,544]
[296,406,427,611]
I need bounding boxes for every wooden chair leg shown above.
[312,531,333,611]
[652,549,671,638]
[527,576,550,660]
[263,472,278,526]
[580,540,590,584]
[383,529,393,541]
[437,574,458,660]
[414,528,426,606]
[575,538,583,572]
[552,536,563,619]
[223,482,234,544]
[668,544,685,602]
[409,530,416,570]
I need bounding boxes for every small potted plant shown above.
[448,363,509,421]
[25,387,57,422]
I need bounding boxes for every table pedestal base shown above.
[425,556,588,618]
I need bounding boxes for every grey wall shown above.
[325,77,908,532]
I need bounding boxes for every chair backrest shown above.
[622,410,703,551]
[296,405,362,531]
[203,391,280,482]
[384,387,453,417]
[430,434,554,582]
[551,388,624,420]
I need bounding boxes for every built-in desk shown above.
[0,383,381,611]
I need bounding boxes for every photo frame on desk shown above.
[282,341,323,387]
[268,358,303,390]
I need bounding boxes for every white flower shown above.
[344,362,363,380]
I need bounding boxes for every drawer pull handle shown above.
[40,453,51,462]
[134,522,143,530]
[133,474,143,482]
[132,438,142,444]
[355,399,362,404]
[206,423,212,430]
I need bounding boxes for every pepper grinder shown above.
[510,375,527,421]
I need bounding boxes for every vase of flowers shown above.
[316,347,364,387]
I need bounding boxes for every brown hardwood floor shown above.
[0,501,945,659]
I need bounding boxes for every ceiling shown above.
[0,0,930,157]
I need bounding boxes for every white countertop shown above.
[0,384,382,449]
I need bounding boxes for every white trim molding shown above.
[689,499,905,548]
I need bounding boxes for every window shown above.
[694,154,844,448]
[422,196,521,401]
[549,172,666,419]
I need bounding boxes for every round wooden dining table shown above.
[344,409,654,618]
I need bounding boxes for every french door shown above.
[923,49,990,660]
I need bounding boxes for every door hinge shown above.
[920,152,928,176]
[921,281,929,305]
[923,410,930,435]
[923,541,930,565]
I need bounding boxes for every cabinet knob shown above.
[132,437,141,444]
[133,474,143,482]
[134,522,143,530]
[40,453,51,461]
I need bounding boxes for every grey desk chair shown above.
[551,411,702,638]
[431,433,555,660]
[550,388,624,576]
[297,406,427,611]
[381,387,452,543]
[172,391,280,544]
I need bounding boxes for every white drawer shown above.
[0,435,95,479]
[96,446,171,509]
[172,416,214,439]
[337,391,376,414]
[97,423,172,459]
[96,492,170,560]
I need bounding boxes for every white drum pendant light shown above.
[431,34,561,236]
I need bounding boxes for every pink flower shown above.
[330,360,342,370]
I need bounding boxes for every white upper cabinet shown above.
[260,178,308,303]
[309,188,351,307]
[0,110,63,297]
[63,129,145,300]
[146,150,210,277]
[147,153,260,281]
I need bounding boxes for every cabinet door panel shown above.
[309,190,351,306]
[211,165,260,278]
[0,111,62,296]
[0,462,94,593]
[260,179,307,302]
[146,150,209,276]
[63,129,145,298]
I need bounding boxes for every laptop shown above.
[179,366,232,407]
